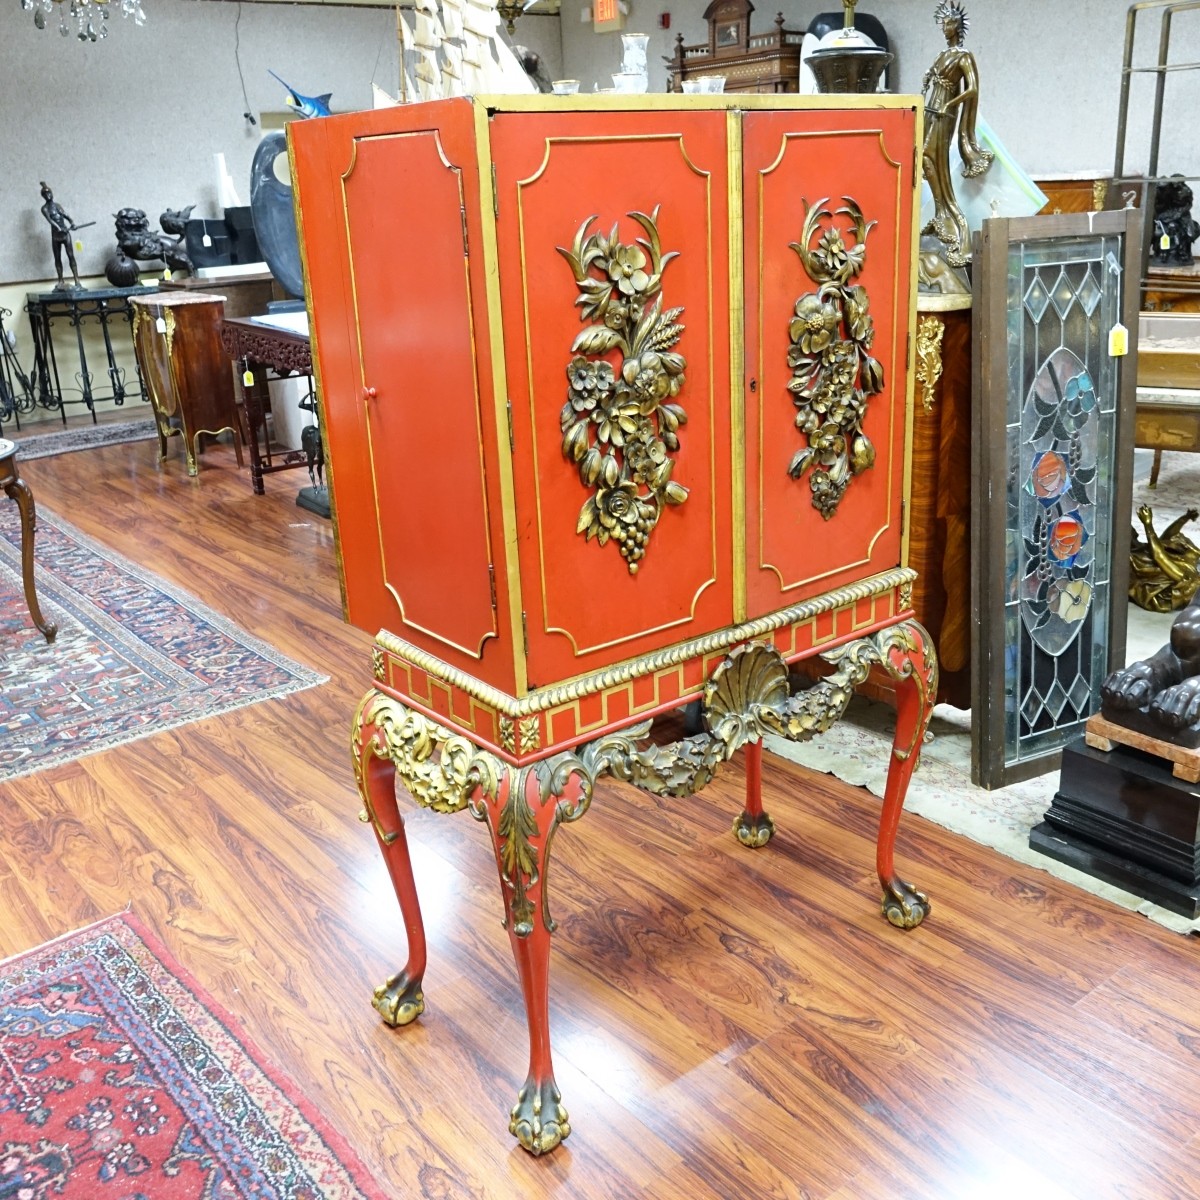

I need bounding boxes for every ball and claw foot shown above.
[372,972,425,1027]
[509,1076,570,1156]
[733,810,775,849]
[881,879,931,930]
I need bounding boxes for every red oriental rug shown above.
[0,913,386,1199]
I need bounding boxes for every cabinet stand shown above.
[352,615,935,1154]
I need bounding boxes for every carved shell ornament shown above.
[557,207,689,573]
[786,197,884,519]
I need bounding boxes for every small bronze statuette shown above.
[1129,504,1200,614]
[39,182,90,291]
[921,2,992,268]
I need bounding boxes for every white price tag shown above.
[202,234,212,248]
[155,316,166,334]
[1108,322,1129,357]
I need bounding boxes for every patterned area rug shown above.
[11,418,158,461]
[772,453,1198,936]
[0,502,325,782]
[0,913,386,1198]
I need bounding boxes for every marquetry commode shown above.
[290,94,932,1155]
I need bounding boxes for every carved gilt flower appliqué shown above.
[558,207,688,573]
[787,197,884,520]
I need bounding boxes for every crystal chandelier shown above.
[19,0,145,41]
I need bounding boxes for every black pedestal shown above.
[1030,739,1200,918]
[296,485,330,519]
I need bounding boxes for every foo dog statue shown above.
[1102,584,1200,746]
[104,207,192,286]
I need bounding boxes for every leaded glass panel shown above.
[974,211,1136,789]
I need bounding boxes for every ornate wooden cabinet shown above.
[290,95,929,1155]
[131,292,244,477]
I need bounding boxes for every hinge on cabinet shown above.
[521,610,529,656]
[460,205,469,256]
[488,564,497,610]
[506,399,514,453]
[491,162,499,219]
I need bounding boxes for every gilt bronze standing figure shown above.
[921,2,993,268]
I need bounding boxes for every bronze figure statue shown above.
[39,182,87,291]
[920,2,993,268]
[1129,504,1200,613]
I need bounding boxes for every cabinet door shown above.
[490,110,734,688]
[292,100,515,691]
[742,107,917,618]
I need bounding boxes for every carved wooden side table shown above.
[0,438,57,643]
[292,93,931,1156]
[219,317,313,495]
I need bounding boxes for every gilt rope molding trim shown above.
[375,565,917,717]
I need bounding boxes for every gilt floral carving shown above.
[786,197,884,519]
[558,207,689,573]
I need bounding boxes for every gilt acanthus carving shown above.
[351,692,501,843]
[915,314,945,413]
[786,197,883,519]
[558,207,689,573]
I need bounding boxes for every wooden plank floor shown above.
[6,432,1200,1200]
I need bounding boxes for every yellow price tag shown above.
[242,369,255,387]
[1161,233,1172,251]
[1108,322,1128,357]
[74,240,83,252]
[162,268,171,280]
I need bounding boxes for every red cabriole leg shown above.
[733,738,775,848]
[479,767,570,1156]
[353,702,428,1028]
[877,621,935,929]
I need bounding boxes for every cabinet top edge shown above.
[470,93,923,115]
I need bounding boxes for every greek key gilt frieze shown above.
[558,207,689,573]
[786,197,884,519]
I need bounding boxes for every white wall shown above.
[556,0,1200,180]
[0,1,562,427]
[0,0,403,285]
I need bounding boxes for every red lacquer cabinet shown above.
[291,96,933,1156]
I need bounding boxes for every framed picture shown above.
[971,208,1140,788]
[716,19,741,47]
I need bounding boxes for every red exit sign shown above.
[594,0,624,32]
